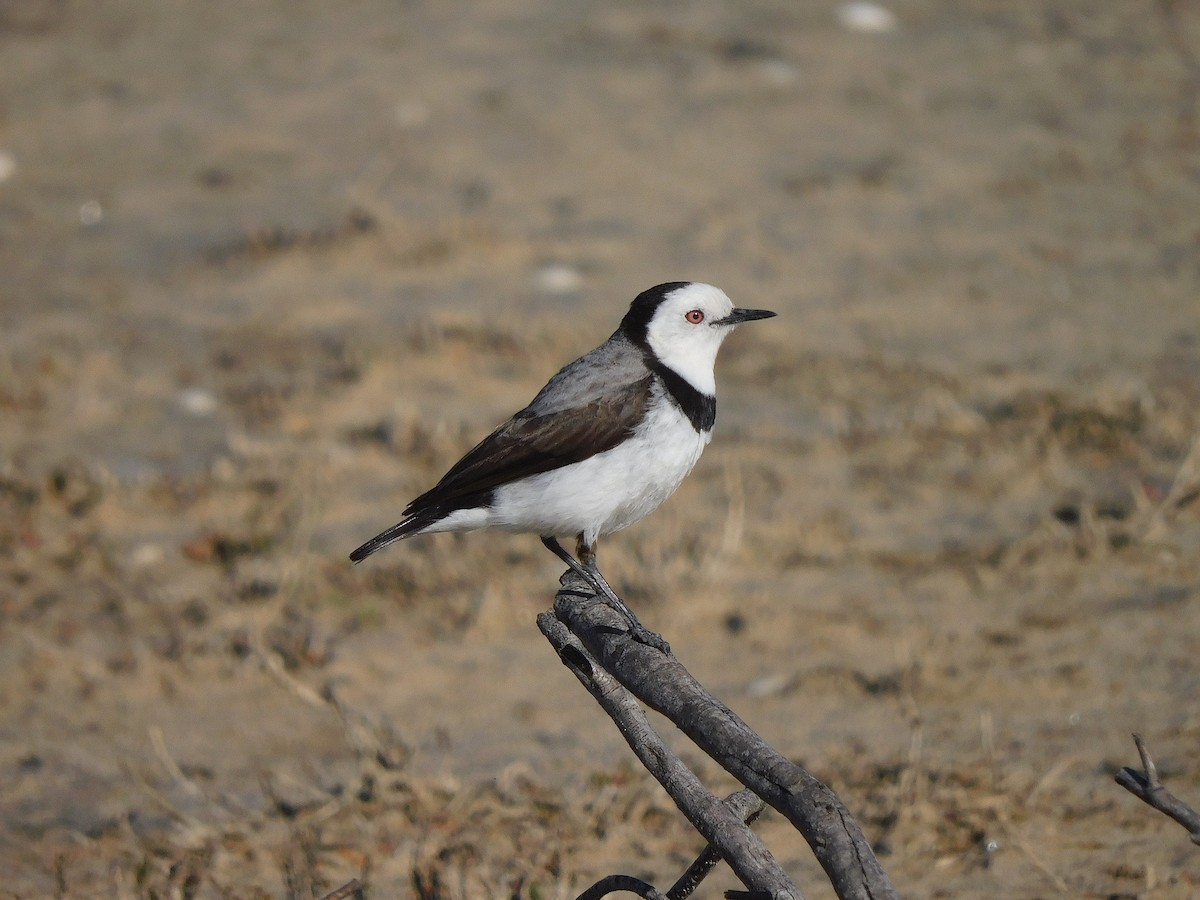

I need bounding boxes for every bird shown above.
[350,281,776,650]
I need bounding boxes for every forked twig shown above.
[1114,733,1200,845]
[572,790,768,900]
[318,879,364,900]
[539,611,801,899]
[575,875,668,900]
[667,790,767,899]
[543,573,898,900]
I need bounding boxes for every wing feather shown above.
[405,374,653,512]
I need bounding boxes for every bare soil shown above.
[2,1,1200,897]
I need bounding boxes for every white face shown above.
[643,283,739,394]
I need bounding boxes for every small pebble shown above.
[395,100,430,128]
[79,199,104,226]
[746,674,793,699]
[836,2,898,33]
[534,263,584,294]
[755,59,801,87]
[177,388,219,416]
[0,151,15,183]
[130,543,165,568]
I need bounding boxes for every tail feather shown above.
[349,524,407,562]
[351,491,494,563]
[349,511,438,562]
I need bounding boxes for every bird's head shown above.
[620,282,776,393]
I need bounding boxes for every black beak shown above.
[715,307,777,326]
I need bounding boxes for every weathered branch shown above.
[574,874,668,900]
[571,792,769,900]
[318,878,364,900]
[667,789,767,899]
[1115,732,1200,845]
[545,574,898,900]
[539,611,801,899]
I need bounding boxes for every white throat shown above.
[646,331,720,396]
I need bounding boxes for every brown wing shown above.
[404,374,653,512]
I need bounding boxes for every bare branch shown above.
[575,874,669,900]
[549,575,898,900]
[318,878,364,900]
[668,790,767,900]
[539,612,801,899]
[1115,733,1200,845]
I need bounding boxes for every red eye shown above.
[685,309,705,324]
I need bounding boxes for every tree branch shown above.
[1115,732,1200,845]
[666,790,767,900]
[547,574,897,900]
[574,874,668,900]
[539,612,801,900]
[318,879,364,900]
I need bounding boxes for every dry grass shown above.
[4,313,1200,897]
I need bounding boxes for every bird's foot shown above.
[622,619,672,654]
[541,536,671,653]
[579,566,671,654]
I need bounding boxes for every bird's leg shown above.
[540,536,670,653]
[573,536,630,618]
[541,535,623,607]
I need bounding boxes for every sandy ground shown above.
[3,1,1200,897]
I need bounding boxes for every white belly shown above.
[487,399,710,543]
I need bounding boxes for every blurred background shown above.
[2,1,1199,896]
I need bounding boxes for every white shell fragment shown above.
[534,263,584,294]
[836,2,898,33]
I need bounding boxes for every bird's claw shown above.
[628,622,671,654]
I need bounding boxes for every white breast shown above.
[488,392,711,544]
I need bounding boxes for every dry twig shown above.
[667,789,768,899]
[539,611,800,899]
[1114,732,1200,845]
[542,572,898,900]
[575,874,669,900]
[318,878,365,900]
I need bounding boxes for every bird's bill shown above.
[715,307,777,326]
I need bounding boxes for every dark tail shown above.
[349,516,423,562]
[350,496,480,562]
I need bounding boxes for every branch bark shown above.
[544,574,897,900]
[574,875,668,900]
[1115,732,1200,845]
[666,789,768,899]
[539,612,801,899]
[318,879,364,900]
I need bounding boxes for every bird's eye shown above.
[685,309,705,324]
